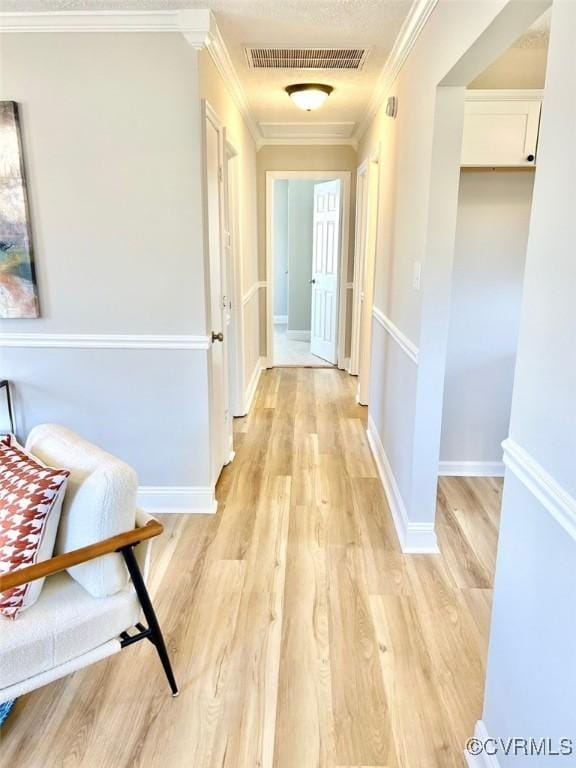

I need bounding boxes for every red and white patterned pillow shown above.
[0,441,70,620]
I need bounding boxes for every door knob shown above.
[309,278,316,284]
[212,331,224,343]
[526,154,535,162]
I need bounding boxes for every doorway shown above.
[266,170,351,368]
[350,147,380,404]
[203,101,242,485]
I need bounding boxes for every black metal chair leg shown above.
[120,544,179,697]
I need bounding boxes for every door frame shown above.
[350,145,381,404]
[265,170,352,369]
[222,135,245,419]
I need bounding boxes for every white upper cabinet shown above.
[461,91,542,168]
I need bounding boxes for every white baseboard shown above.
[366,415,439,554]
[439,461,505,477]
[273,315,287,324]
[286,329,310,341]
[137,486,217,514]
[243,356,266,415]
[339,356,351,373]
[465,721,501,768]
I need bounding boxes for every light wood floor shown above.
[0,369,502,768]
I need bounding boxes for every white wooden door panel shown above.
[310,180,341,364]
[461,100,541,167]
[205,107,231,483]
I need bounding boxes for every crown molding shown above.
[354,0,439,145]
[258,136,358,149]
[202,13,261,146]
[0,9,209,42]
[259,121,356,140]
[0,9,262,143]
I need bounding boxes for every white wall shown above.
[469,45,548,89]
[440,171,534,470]
[359,0,548,549]
[0,33,212,498]
[480,2,576,760]
[273,180,288,319]
[287,180,315,333]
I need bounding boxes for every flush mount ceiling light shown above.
[285,83,333,111]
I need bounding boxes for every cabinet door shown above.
[461,100,541,167]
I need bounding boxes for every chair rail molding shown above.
[372,306,419,364]
[367,414,439,554]
[355,0,439,143]
[242,281,267,307]
[502,438,576,542]
[0,333,211,350]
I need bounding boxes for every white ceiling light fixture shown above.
[286,83,334,111]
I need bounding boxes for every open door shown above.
[204,103,232,484]
[310,179,341,364]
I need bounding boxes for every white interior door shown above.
[310,180,341,364]
[205,106,231,483]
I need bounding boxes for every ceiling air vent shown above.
[245,47,369,71]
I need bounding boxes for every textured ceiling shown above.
[513,6,550,49]
[2,0,413,129]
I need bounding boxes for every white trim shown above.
[242,281,266,307]
[502,438,576,542]
[243,356,266,415]
[367,415,439,553]
[439,461,505,477]
[372,307,419,364]
[137,486,217,515]
[0,333,210,350]
[203,14,261,145]
[259,137,358,148]
[350,160,369,377]
[265,170,351,370]
[0,10,261,144]
[465,89,544,102]
[273,315,288,324]
[465,721,501,768]
[224,138,246,419]
[0,9,210,43]
[355,0,439,143]
[259,121,355,140]
[286,330,310,341]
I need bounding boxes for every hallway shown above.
[0,369,500,768]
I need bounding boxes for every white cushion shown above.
[0,571,140,690]
[25,425,138,597]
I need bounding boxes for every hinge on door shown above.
[218,166,223,183]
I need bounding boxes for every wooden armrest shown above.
[0,519,163,593]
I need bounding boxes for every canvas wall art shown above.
[0,101,39,318]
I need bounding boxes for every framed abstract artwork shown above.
[0,101,39,318]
